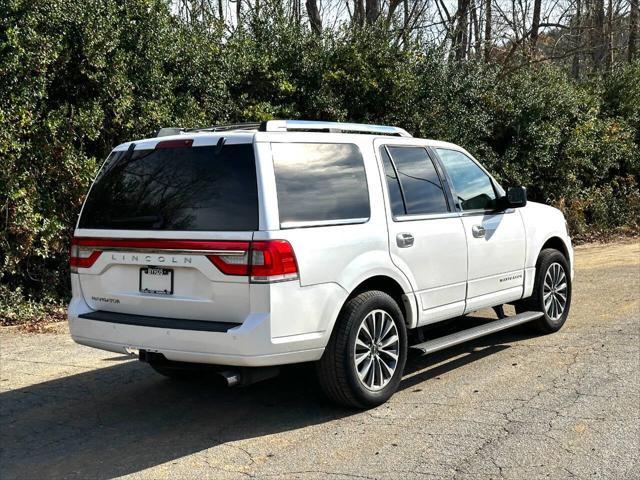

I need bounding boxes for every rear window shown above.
[79,143,258,231]
[272,143,370,226]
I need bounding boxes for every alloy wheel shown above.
[353,309,400,391]
[543,262,568,320]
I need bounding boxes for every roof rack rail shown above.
[186,123,262,133]
[156,123,262,137]
[262,120,412,137]
[156,121,412,137]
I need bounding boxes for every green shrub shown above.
[1,0,638,318]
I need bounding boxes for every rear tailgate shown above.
[74,138,259,324]
[73,236,253,322]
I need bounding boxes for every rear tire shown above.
[316,290,407,408]
[515,248,572,334]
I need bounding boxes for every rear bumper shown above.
[78,310,236,332]
[68,300,327,367]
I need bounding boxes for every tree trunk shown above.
[605,0,613,70]
[365,0,381,24]
[306,0,322,34]
[530,0,542,53]
[484,0,492,61]
[572,0,581,77]
[630,0,639,62]
[354,0,365,26]
[387,0,403,21]
[402,0,410,45]
[471,0,480,57]
[461,0,469,60]
[218,0,224,22]
[453,0,470,61]
[591,0,606,70]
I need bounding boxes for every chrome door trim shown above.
[280,217,370,229]
[393,212,461,222]
[459,208,515,217]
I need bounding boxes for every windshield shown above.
[79,143,258,231]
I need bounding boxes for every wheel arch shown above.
[523,233,573,299]
[538,236,571,267]
[342,275,417,329]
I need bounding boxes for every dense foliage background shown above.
[1,0,639,322]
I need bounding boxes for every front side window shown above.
[272,143,370,226]
[436,149,497,211]
[385,146,449,216]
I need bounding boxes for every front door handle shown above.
[397,233,414,248]
[472,225,486,238]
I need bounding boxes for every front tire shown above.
[515,248,572,334]
[316,290,408,408]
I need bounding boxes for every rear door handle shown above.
[397,233,414,248]
[472,225,485,238]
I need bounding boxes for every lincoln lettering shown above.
[110,253,192,264]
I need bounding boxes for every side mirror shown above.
[500,186,527,209]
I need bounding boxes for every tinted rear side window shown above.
[386,146,449,215]
[79,144,258,231]
[380,147,406,216]
[272,143,370,226]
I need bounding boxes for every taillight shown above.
[69,237,102,273]
[207,251,250,276]
[249,240,299,283]
[206,240,298,283]
[68,237,298,283]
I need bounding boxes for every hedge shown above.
[1,0,638,317]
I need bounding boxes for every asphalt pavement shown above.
[1,241,638,479]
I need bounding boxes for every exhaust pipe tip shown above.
[219,369,242,387]
[218,366,280,387]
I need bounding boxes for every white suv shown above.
[68,120,573,407]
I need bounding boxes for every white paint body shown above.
[68,129,573,367]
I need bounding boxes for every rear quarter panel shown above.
[253,134,416,332]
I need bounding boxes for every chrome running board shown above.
[410,311,544,355]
